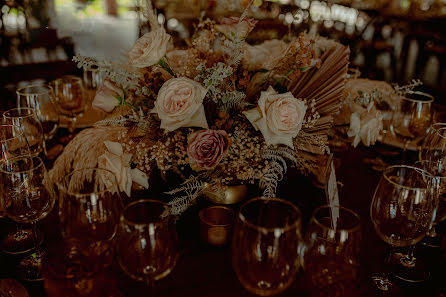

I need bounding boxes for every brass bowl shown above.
[202,183,248,205]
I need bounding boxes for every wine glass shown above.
[50,75,86,133]
[3,107,45,157]
[16,85,60,141]
[370,165,436,290]
[116,200,178,285]
[232,197,303,296]
[57,168,123,277]
[0,156,56,281]
[390,91,433,162]
[0,124,38,255]
[304,205,361,296]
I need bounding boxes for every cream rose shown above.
[244,86,307,148]
[216,17,257,40]
[347,102,383,147]
[98,141,149,196]
[152,77,208,132]
[92,78,123,113]
[128,28,170,68]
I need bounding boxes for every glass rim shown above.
[121,199,170,227]
[0,156,44,174]
[401,90,434,103]
[310,205,361,233]
[238,197,302,233]
[383,165,432,190]
[51,75,83,84]
[0,124,25,143]
[57,167,120,197]
[415,160,446,179]
[199,205,234,227]
[3,107,38,119]
[434,127,446,141]
[16,84,53,96]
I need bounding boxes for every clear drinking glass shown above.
[3,107,45,157]
[419,123,446,162]
[0,156,56,281]
[0,124,37,255]
[232,197,303,296]
[415,159,446,248]
[116,199,179,290]
[50,75,86,133]
[16,85,60,141]
[304,205,361,296]
[390,91,434,162]
[83,67,105,90]
[57,168,123,276]
[370,165,436,290]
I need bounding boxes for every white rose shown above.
[244,86,307,148]
[98,141,148,196]
[242,40,289,71]
[347,102,383,147]
[92,78,123,113]
[128,28,170,68]
[151,77,208,132]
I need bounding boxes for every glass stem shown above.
[401,245,416,268]
[145,274,153,297]
[69,116,77,134]
[401,140,409,164]
[426,225,437,238]
[31,222,42,258]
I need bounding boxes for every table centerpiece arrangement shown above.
[49,0,350,215]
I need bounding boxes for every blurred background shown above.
[1,0,446,108]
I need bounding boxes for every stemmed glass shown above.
[304,205,361,296]
[0,156,56,281]
[16,85,60,141]
[0,124,37,255]
[57,168,123,277]
[390,91,434,162]
[50,75,86,133]
[116,199,179,291]
[3,107,45,157]
[232,197,303,296]
[370,165,437,290]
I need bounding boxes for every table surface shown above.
[0,138,445,297]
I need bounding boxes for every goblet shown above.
[370,165,436,290]
[390,91,433,162]
[0,156,56,281]
[50,75,86,133]
[304,205,361,296]
[16,85,60,141]
[232,197,303,296]
[3,107,45,157]
[116,199,178,292]
[0,124,37,255]
[57,168,123,276]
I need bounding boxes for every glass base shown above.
[371,276,393,291]
[17,253,44,281]
[420,234,441,249]
[1,229,43,255]
[391,254,430,283]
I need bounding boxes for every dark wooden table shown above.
[1,139,445,297]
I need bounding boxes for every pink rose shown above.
[187,130,231,171]
[128,28,170,68]
[92,78,124,113]
[152,77,208,132]
[244,86,307,148]
[216,17,257,40]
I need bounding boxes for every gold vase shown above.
[202,183,248,205]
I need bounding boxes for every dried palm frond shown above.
[286,37,350,140]
[49,126,128,185]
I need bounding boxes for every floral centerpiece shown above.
[50,1,350,215]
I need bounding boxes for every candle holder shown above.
[199,206,235,246]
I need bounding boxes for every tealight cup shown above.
[199,206,235,246]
